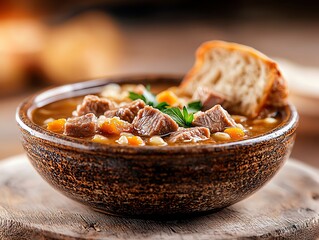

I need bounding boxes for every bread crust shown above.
[181,41,288,117]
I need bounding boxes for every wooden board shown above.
[0,155,319,240]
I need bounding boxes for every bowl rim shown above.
[16,74,299,154]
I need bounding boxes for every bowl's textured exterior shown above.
[17,75,298,217]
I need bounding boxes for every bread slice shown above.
[181,41,288,118]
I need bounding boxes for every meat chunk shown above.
[132,106,178,136]
[167,127,210,143]
[193,87,225,111]
[104,99,145,123]
[192,105,237,133]
[74,95,116,117]
[64,113,97,137]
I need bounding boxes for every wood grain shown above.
[0,155,319,240]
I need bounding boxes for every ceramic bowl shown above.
[16,75,298,217]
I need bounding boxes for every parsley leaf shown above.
[186,101,202,113]
[163,106,194,128]
[129,92,146,102]
[183,106,194,125]
[163,107,185,127]
[156,102,170,111]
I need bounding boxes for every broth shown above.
[32,87,283,146]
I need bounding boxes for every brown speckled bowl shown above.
[16,75,298,217]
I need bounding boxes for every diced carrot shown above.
[224,127,245,140]
[156,90,179,106]
[127,136,145,146]
[101,121,120,135]
[100,117,132,135]
[47,118,66,133]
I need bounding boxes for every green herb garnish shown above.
[128,92,146,102]
[129,86,169,111]
[163,106,194,128]
[129,85,202,127]
[155,102,170,111]
[186,101,202,113]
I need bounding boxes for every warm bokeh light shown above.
[39,11,122,84]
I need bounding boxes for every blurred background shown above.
[0,0,319,166]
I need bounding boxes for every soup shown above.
[32,83,283,146]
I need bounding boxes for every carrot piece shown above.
[100,117,131,135]
[47,118,66,133]
[224,127,245,140]
[127,136,145,146]
[156,90,179,106]
[101,121,120,135]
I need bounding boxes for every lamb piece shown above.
[192,105,237,133]
[64,113,97,137]
[167,127,210,143]
[132,106,179,137]
[74,95,116,117]
[104,99,146,123]
[193,87,225,111]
